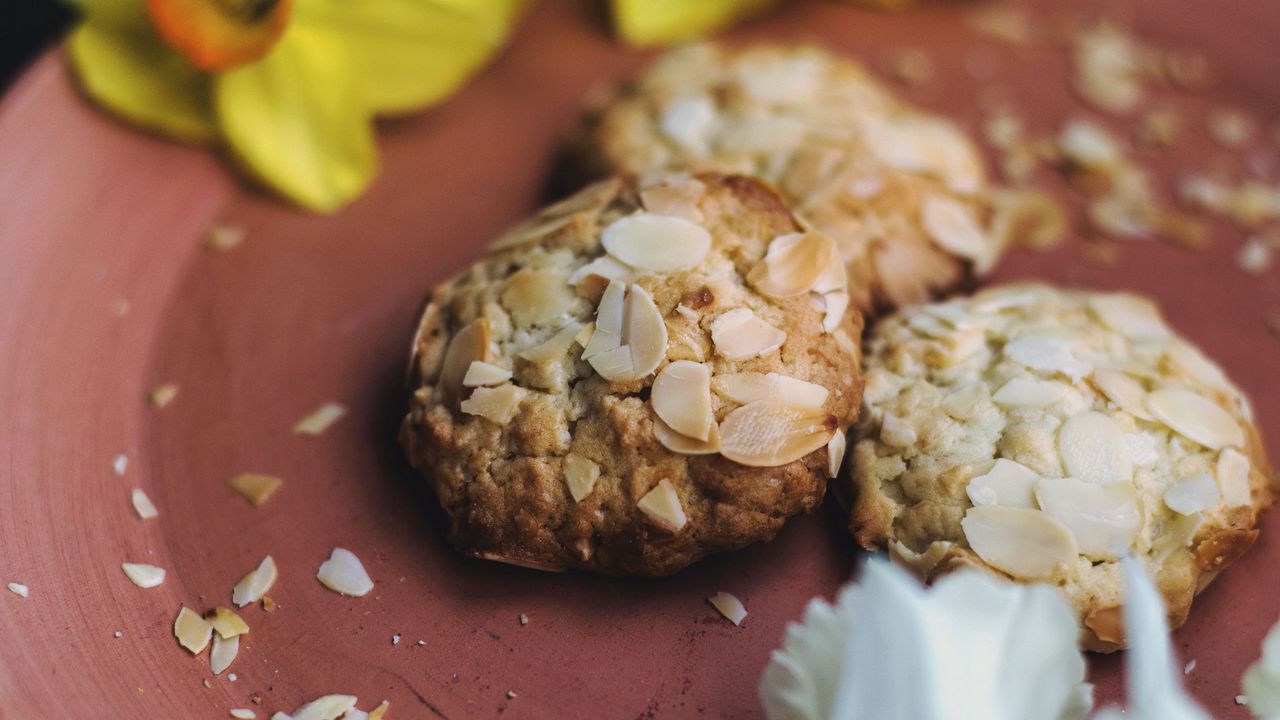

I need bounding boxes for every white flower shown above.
[1244,620,1280,719]
[758,560,1091,720]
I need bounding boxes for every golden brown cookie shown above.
[569,43,1058,316]
[843,283,1274,651]
[400,173,864,576]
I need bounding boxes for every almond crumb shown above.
[707,592,748,626]
[228,474,283,507]
[148,383,179,408]
[131,488,159,519]
[519,614,529,626]
[292,403,347,436]
[111,454,128,476]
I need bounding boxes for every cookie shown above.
[569,43,1058,315]
[843,283,1273,651]
[400,173,864,576]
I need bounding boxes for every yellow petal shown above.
[214,25,377,213]
[65,3,217,143]
[611,0,778,47]
[297,0,525,115]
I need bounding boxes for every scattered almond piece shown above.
[7,582,29,598]
[232,556,279,608]
[111,454,128,476]
[204,224,245,251]
[707,592,748,626]
[228,474,283,507]
[316,548,374,597]
[826,429,846,479]
[1237,240,1273,274]
[261,596,277,613]
[289,695,358,720]
[174,606,214,654]
[459,383,526,425]
[293,403,347,436]
[206,607,250,639]
[367,701,390,720]
[230,710,256,720]
[131,488,159,519]
[966,5,1032,45]
[211,634,239,675]
[121,563,166,589]
[637,479,687,533]
[149,383,179,408]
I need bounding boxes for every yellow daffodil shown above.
[609,0,922,47]
[66,0,524,212]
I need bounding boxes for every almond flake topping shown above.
[232,556,278,608]
[708,592,748,626]
[640,177,706,223]
[1035,477,1140,561]
[293,403,347,436]
[827,429,846,479]
[651,361,714,441]
[501,268,576,329]
[460,383,526,425]
[653,417,721,455]
[719,401,836,468]
[211,634,239,675]
[569,255,633,289]
[921,194,989,261]
[1164,473,1221,515]
[966,459,1039,508]
[992,377,1069,407]
[637,479,687,532]
[714,372,829,409]
[710,308,786,360]
[121,563,165,589]
[1216,448,1253,507]
[562,453,600,502]
[1087,294,1170,340]
[1057,411,1133,485]
[601,213,712,273]
[462,361,513,387]
[518,323,582,364]
[1144,388,1244,449]
[131,488,159,519]
[228,474,283,507]
[582,282,668,382]
[438,319,490,407]
[317,548,374,597]
[207,607,250,639]
[1003,337,1092,381]
[961,506,1078,580]
[822,292,850,334]
[748,232,836,298]
[1091,369,1153,420]
[174,606,214,654]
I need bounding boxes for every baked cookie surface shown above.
[400,174,863,576]
[844,283,1273,650]
[571,43,1053,315]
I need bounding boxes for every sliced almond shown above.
[229,710,256,720]
[822,292,850,334]
[569,255,634,289]
[174,606,214,654]
[637,479,687,532]
[709,308,786,360]
[966,459,1039,508]
[438,319,490,406]
[940,382,988,419]
[1058,411,1133,485]
[6,583,28,598]
[228,474,283,507]
[992,377,1069,407]
[625,285,667,380]
[367,701,391,720]
[1091,369,1153,420]
[290,695,359,720]
[654,417,721,455]
[961,506,1078,580]
[206,607,250,639]
[1216,448,1253,507]
[316,548,374,597]
[232,556,278,608]
[748,233,836,298]
[1164,473,1221,515]
[459,383,526,425]
[1144,388,1244,449]
[719,401,836,467]
[1035,477,1140,561]
[640,178,705,224]
[149,383,179,408]
[518,323,582,364]
[921,194,989,261]
[1003,337,1092,381]
[864,116,984,194]
[131,488,159,519]
[651,361,714,441]
[707,592,748,626]
[293,403,347,436]
[584,283,668,382]
[714,372,829,409]
[1087,294,1170,341]
[121,562,166,589]
[811,247,848,294]
[462,361,513,387]
[563,453,600,502]
[501,268,576,329]
[581,281,626,360]
[573,322,595,348]
[601,213,712,273]
[585,345,634,381]
[827,429,846,479]
[210,634,239,675]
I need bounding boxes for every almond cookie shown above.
[843,283,1273,651]
[569,43,1059,315]
[400,173,863,576]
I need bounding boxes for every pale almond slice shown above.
[462,361,513,387]
[1087,294,1170,340]
[1035,477,1140,561]
[1058,411,1133,485]
[821,292,850,334]
[207,607,250,639]
[232,556,278,608]
[637,479,687,532]
[438,318,490,406]
[1126,432,1160,467]
[149,383,179,408]
[1091,369,1153,420]
[317,548,374,597]
[600,213,712,273]
[291,695,359,720]
[131,488,159,519]
[459,384,526,425]
[625,285,668,380]
[582,280,627,361]
[864,116,984,194]
[1003,337,1092,381]
[563,453,600,503]
[1216,448,1253,507]
[228,474,283,507]
[367,701,390,720]
[719,401,836,467]
[651,361,713,441]
[1164,341,1234,394]
[714,372,829,409]
[112,453,128,476]
[211,634,239,675]
[1164,473,1221,515]
[827,429,846,479]
[569,255,633,288]
[653,417,721,455]
[293,403,347,436]
[709,308,786,360]
[121,563,165,589]
[748,233,836,298]
[966,459,1039,508]
[940,382,988,419]
[500,268,576,328]
[921,194,989,261]
[992,377,1069,407]
[573,322,595,348]
[7,583,29,597]
[811,247,848,294]
[707,592,747,626]
[174,606,214,654]
[518,323,582,364]
[961,506,1078,580]
[586,345,634,382]
[230,710,256,720]
[640,177,705,224]
[1144,388,1244,449]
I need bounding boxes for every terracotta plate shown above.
[1,1,1277,718]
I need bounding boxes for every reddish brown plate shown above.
[1,1,1277,717]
